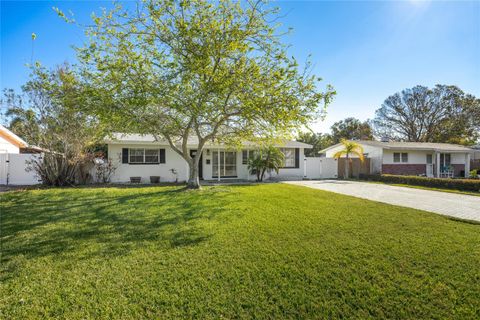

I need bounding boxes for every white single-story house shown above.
[320,140,475,178]
[106,133,312,183]
[0,125,27,154]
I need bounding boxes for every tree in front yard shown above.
[58,0,335,189]
[247,146,285,182]
[333,139,364,179]
[2,65,102,186]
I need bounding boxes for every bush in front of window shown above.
[247,146,285,182]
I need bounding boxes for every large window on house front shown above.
[280,148,295,168]
[393,152,408,163]
[213,151,237,178]
[129,148,160,164]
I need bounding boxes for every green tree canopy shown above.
[1,65,103,185]
[296,132,333,157]
[64,0,335,188]
[330,117,373,144]
[373,85,480,145]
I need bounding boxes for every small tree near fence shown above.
[247,146,285,182]
[333,139,365,179]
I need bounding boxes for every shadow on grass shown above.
[0,186,242,268]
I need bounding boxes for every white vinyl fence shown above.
[0,153,41,185]
[304,157,338,179]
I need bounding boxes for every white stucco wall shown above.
[108,144,189,183]
[474,151,480,160]
[0,136,20,153]
[383,150,468,165]
[383,150,429,164]
[202,147,306,181]
[450,153,468,164]
[109,144,308,183]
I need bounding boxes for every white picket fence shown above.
[0,153,41,185]
[304,157,338,179]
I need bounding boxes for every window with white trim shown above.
[145,149,160,163]
[393,152,408,163]
[280,148,295,168]
[129,149,145,163]
[129,148,160,164]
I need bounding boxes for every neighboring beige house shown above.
[320,140,474,178]
[0,125,27,153]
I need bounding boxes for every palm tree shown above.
[333,139,365,179]
[247,146,285,182]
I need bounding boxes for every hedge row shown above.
[360,174,480,192]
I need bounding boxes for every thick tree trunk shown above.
[187,162,201,189]
[186,152,202,189]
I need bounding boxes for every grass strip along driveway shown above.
[1,184,479,319]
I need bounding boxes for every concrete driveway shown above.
[284,180,480,222]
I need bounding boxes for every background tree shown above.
[2,90,41,143]
[296,132,333,157]
[372,85,480,144]
[64,0,335,189]
[330,117,373,144]
[1,65,102,185]
[333,139,364,179]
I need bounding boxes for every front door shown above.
[190,150,203,180]
[212,151,237,178]
[426,154,434,177]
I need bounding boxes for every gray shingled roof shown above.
[320,140,475,153]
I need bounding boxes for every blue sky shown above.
[1,0,479,133]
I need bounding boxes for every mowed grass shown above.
[1,184,479,319]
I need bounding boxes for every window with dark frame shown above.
[401,153,408,163]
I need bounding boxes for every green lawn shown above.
[1,184,479,319]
